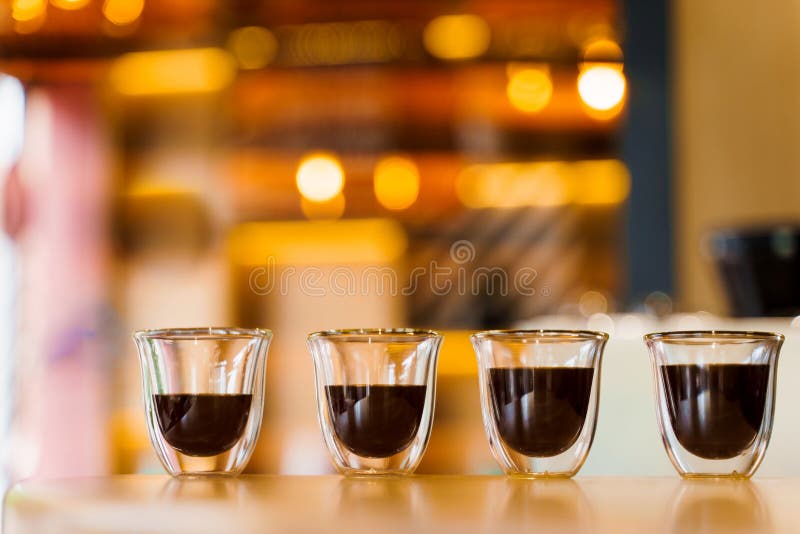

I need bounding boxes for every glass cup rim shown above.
[134,327,273,342]
[470,329,609,343]
[644,330,784,345]
[307,328,441,343]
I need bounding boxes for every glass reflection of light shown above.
[497,479,592,532]
[669,481,771,534]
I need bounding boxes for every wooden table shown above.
[5,475,797,533]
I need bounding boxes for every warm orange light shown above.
[301,193,346,220]
[296,153,345,203]
[283,20,403,67]
[102,0,144,26]
[581,39,623,63]
[571,160,630,205]
[506,65,553,113]
[437,331,479,375]
[579,290,608,317]
[456,159,630,208]
[457,162,571,208]
[228,219,408,266]
[227,26,278,70]
[577,65,626,113]
[109,48,236,96]
[51,0,90,10]
[123,182,196,199]
[12,0,46,22]
[373,155,420,211]
[423,14,490,60]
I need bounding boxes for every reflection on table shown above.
[6,476,798,534]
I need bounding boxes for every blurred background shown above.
[1,0,800,483]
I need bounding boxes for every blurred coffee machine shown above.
[710,225,800,317]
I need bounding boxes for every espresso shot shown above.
[660,364,769,459]
[646,331,782,478]
[488,367,594,457]
[135,328,271,476]
[325,384,427,458]
[472,330,607,477]
[154,393,253,457]
[309,329,441,475]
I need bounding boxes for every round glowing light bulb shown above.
[577,65,626,112]
[227,26,278,70]
[423,14,491,60]
[506,67,553,113]
[374,155,420,211]
[102,0,144,26]
[12,0,46,22]
[296,153,345,203]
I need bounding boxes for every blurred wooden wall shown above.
[675,0,800,313]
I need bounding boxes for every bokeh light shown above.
[373,155,420,211]
[423,14,491,60]
[50,0,90,10]
[108,48,236,96]
[577,65,626,112]
[102,0,144,26]
[581,38,623,63]
[456,159,630,208]
[579,290,608,317]
[587,313,615,335]
[506,65,553,113]
[227,26,278,70]
[296,153,345,203]
[301,193,346,220]
[0,75,26,174]
[12,0,46,22]
[571,160,630,205]
[284,20,403,67]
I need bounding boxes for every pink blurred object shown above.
[13,85,112,479]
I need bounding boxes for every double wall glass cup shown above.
[471,330,608,477]
[308,329,442,476]
[135,328,271,476]
[645,331,783,478]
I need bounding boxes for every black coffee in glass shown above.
[488,367,594,457]
[154,394,252,457]
[660,364,769,459]
[325,384,427,458]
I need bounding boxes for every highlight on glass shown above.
[645,330,783,478]
[471,330,608,477]
[134,327,272,476]
[307,328,442,476]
